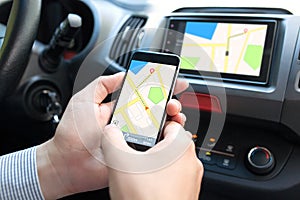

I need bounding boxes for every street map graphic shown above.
[180,22,268,77]
[111,60,176,147]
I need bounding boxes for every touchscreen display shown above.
[182,22,267,77]
[164,19,276,84]
[111,60,178,147]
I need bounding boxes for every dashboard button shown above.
[225,144,235,153]
[198,150,217,165]
[217,156,236,169]
[216,143,236,154]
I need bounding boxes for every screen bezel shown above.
[164,17,277,85]
[110,51,180,151]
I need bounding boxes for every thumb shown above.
[101,124,192,173]
[101,124,139,168]
[101,124,137,153]
[102,124,127,148]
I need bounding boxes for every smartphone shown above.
[110,51,180,151]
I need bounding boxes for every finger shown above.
[162,121,182,139]
[166,99,182,117]
[147,121,188,153]
[169,113,186,127]
[94,72,125,104]
[102,123,192,173]
[160,122,191,148]
[101,124,140,170]
[97,101,116,125]
[101,124,136,154]
[173,78,189,95]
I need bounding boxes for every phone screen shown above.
[110,52,180,149]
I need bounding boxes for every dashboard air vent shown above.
[109,16,147,68]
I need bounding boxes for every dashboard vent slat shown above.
[110,16,147,68]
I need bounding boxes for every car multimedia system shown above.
[164,17,277,84]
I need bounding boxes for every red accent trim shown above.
[179,92,222,113]
[64,51,77,60]
[264,150,270,160]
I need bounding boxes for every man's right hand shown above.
[102,121,203,200]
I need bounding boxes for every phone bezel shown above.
[109,51,180,151]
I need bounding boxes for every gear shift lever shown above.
[39,13,82,73]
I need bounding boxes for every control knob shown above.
[246,146,275,175]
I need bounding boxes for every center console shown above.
[157,8,300,199]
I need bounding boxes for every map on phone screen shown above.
[111,60,177,147]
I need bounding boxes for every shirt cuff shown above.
[0,146,45,200]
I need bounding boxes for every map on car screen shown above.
[180,22,268,77]
[111,60,177,147]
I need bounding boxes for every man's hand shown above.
[102,122,203,200]
[36,72,188,199]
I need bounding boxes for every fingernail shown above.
[182,113,187,122]
[105,123,118,131]
[177,100,182,112]
[182,113,187,124]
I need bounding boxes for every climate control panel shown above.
[191,121,293,181]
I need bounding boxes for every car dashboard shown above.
[1,0,300,199]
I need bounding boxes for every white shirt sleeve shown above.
[0,147,45,200]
